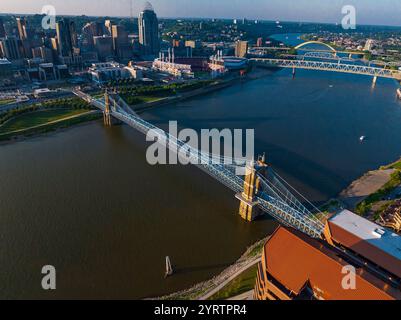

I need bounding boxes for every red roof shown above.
[264,226,401,300]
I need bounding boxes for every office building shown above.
[0,36,21,60]
[138,1,160,57]
[235,40,248,58]
[56,19,77,57]
[16,17,28,41]
[82,22,104,48]
[94,36,114,61]
[0,17,6,38]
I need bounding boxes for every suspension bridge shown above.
[73,89,326,238]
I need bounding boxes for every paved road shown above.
[198,256,261,301]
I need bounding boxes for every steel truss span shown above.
[252,58,401,80]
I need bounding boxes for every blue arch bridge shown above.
[73,89,327,239]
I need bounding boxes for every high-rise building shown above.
[56,18,77,57]
[256,37,263,47]
[94,36,114,61]
[138,1,160,57]
[16,17,28,41]
[105,20,113,36]
[0,36,21,60]
[82,22,104,48]
[111,25,128,51]
[111,25,132,61]
[235,40,248,58]
[0,17,6,38]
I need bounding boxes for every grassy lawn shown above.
[0,99,15,106]
[137,95,164,103]
[0,109,90,134]
[356,170,401,216]
[208,265,258,300]
[122,95,166,105]
[381,158,401,170]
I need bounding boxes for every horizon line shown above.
[1,11,401,29]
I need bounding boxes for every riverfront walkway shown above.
[198,256,261,300]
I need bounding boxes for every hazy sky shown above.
[1,0,401,26]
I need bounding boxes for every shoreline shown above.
[160,157,401,301]
[149,237,268,300]
[321,156,401,218]
[133,70,271,114]
[0,110,102,145]
[0,69,272,145]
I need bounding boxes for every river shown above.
[1,34,401,299]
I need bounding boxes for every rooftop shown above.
[327,209,401,279]
[329,210,401,261]
[263,226,401,300]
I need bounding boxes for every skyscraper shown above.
[138,1,160,57]
[82,22,104,48]
[16,17,28,41]
[56,18,77,57]
[0,17,6,38]
[0,36,21,60]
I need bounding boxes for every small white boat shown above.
[360,136,366,142]
[397,88,401,99]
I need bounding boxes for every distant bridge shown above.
[295,41,337,52]
[251,58,401,82]
[294,41,364,57]
[73,89,326,238]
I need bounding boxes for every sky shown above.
[1,0,400,26]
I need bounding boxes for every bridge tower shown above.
[103,90,112,126]
[236,154,269,222]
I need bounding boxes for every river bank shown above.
[0,110,101,143]
[133,70,271,114]
[322,157,401,222]
[150,237,267,300]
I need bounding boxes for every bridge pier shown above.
[103,91,122,126]
[103,91,112,126]
[236,155,269,222]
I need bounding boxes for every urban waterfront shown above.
[1,62,401,298]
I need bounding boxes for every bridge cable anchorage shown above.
[73,89,328,238]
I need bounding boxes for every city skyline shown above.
[0,0,401,27]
